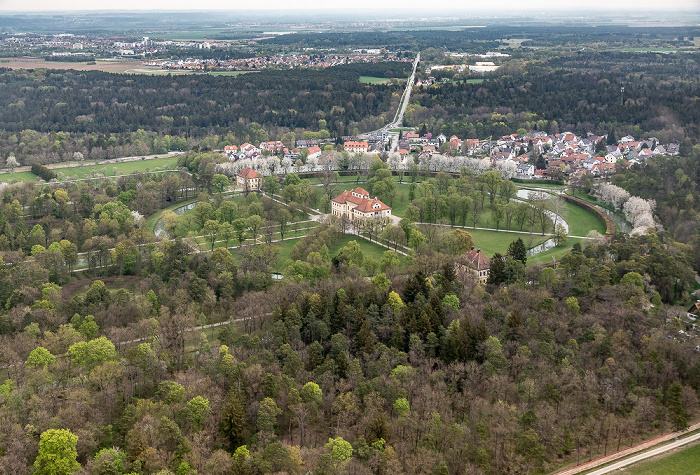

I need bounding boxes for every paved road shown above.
[585,431,700,474]
[556,422,700,475]
[391,52,420,128]
[361,51,420,144]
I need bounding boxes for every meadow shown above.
[0,156,180,184]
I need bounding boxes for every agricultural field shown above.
[0,58,148,73]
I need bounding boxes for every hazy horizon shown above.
[1,0,698,13]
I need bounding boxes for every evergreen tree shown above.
[220,391,247,449]
[668,382,688,431]
[507,238,527,265]
[487,253,506,286]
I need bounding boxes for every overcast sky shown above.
[1,0,698,11]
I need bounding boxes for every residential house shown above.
[306,145,322,160]
[344,141,368,153]
[449,135,462,152]
[296,139,319,149]
[259,141,287,155]
[331,187,392,222]
[224,145,238,160]
[517,162,535,178]
[237,143,261,160]
[237,167,262,191]
[464,247,491,284]
[591,162,615,177]
[688,301,700,318]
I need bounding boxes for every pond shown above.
[153,201,199,238]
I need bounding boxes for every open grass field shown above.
[55,156,180,181]
[255,232,402,273]
[564,202,607,236]
[0,171,39,183]
[331,234,394,263]
[0,156,181,184]
[613,440,700,475]
[359,76,394,84]
[462,228,549,257]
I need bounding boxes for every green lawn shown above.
[517,182,569,190]
[331,234,395,263]
[55,156,180,181]
[258,232,403,273]
[0,171,38,183]
[359,76,394,84]
[563,202,606,237]
[614,441,700,475]
[459,228,549,258]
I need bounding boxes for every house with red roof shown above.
[464,247,491,284]
[306,145,322,160]
[236,167,262,191]
[224,145,238,160]
[449,135,462,151]
[331,187,392,222]
[343,141,368,153]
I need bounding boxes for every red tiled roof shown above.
[237,167,260,179]
[355,198,391,213]
[307,145,321,155]
[465,248,490,271]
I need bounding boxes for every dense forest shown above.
[613,147,700,270]
[259,26,699,51]
[0,63,404,160]
[407,52,700,143]
[0,181,698,473]
[2,18,700,474]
